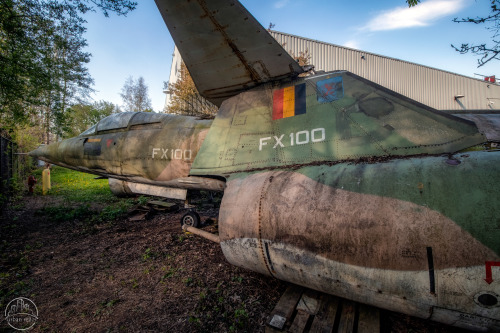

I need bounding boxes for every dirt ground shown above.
[0,195,472,332]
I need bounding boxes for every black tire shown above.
[180,211,200,228]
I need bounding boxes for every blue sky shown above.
[84,0,499,112]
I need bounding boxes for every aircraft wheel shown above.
[181,211,200,228]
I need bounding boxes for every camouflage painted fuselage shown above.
[30,70,500,330]
[190,71,500,331]
[30,112,224,196]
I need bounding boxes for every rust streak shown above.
[196,0,262,83]
[258,175,275,276]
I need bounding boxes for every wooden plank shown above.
[357,304,380,333]
[148,200,175,207]
[296,290,320,315]
[128,211,149,221]
[338,300,356,333]
[265,324,282,333]
[288,309,310,333]
[266,285,381,333]
[309,294,339,333]
[266,284,304,331]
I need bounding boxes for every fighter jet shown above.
[30,0,500,330]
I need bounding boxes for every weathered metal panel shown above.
[269,31,500,111]
[126,182,187,200]
[453,114,500,141]
[218,153,500,330]
[155,0,303,106]
[29,113,220,194]
[191,71,485,175]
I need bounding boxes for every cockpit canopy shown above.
[79,112,168,136]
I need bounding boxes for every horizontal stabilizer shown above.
[155,0,304,106]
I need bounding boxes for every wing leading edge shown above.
[155,0,304,106]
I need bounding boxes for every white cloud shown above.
[344,40,361,50]
[274,0,290,9]
[362,0,467,31]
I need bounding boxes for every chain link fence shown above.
[1,133,37,201]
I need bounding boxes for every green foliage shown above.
[0,246,34,307]
[39,204,93,222]
[12,124,44,153]
[93,298,120,317]
[230,307,249,332]
[188,283,253,332]
[231,276,243,283]
[34,167,137,227]
[136,195,149,205]
[130,278,139,289]
[183,277,194,286]
[64,101,120,138]
[0,0,136,132]
[98,204,130,222]
[406,0,420,6]
[160,268,178,282]
[142,248,157,261]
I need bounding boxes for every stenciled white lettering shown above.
[296,130,309,145]
[259,137,271,151]
[273,135,285,149]
[259,128,326,150]
[151,148,193,160]
[311,128,325,142]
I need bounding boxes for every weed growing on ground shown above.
[160,268,178,282]
[0,245,35,309]
[38,204,93,222]
[93,298,120,318]
[188,282,253,332]
[33,167,145,227]
[142,248,157,261]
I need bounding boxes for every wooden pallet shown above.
[266,285,380,333]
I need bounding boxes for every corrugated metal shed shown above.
[270,30,500,111]
[164,31,500,112]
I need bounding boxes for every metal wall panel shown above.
[270,31,500,111]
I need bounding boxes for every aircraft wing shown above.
[155,0,304,106]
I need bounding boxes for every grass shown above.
[1,166,144,304]
[32,166,145,228]
[32,166,116,202]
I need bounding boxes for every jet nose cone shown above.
[29,145,53,164]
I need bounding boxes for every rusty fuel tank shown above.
[218,152,500,331]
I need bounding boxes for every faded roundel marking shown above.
[317,76,344,103]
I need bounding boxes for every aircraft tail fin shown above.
[155,0,304,106]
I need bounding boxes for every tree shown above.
[65,100,120,138]
[0,0,137,135]
[167,46,309,117]
[166,62,218,117]
[279,40,312,75]
[120,76,153,112]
